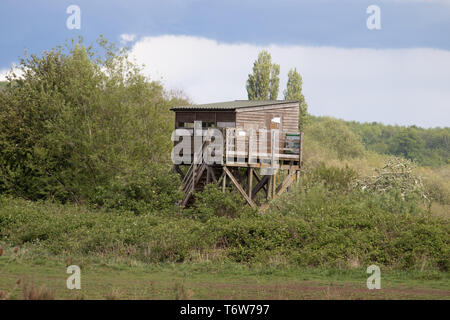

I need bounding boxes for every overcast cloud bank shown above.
[130,35,450,128]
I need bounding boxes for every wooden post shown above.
[271,129,275,170]
[248,128,256,165]
[248,168,253,200]
[222,170,227,192]
[206,165,211,184]
[299,132,303,168]
[194,121,202,165]
[192,163,197,193]
[272,171,277,198]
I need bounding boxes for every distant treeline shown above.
[310,117,449,167]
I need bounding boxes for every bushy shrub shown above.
[356,157,430,210]
[0,195,448,271]
[187,184,256,221]
[306,162,357,192]
[266,185,448,269]
[0,37,184,207]
[420,167,450,205]
[90,164,181,214]
[304,117,365,160]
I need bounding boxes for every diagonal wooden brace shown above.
[223,166,257,209]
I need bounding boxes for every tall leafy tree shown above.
[388,129,425,162]
[246,51,280,100]
[284,68,308,129]
[0,37,182,205]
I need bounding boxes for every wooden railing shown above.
[173,123,303,167]
[224,128,302,166]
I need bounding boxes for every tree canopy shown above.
[284,68,309,129]
[246,50,280,100]
[343,120,450,167]
[0,37,184,210]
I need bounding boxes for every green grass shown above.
[1,251,449,300]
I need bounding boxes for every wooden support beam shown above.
[251,175,270,198]
[195,163,207,185]
[222,171,227,193]
[259,171,297,214]
[180,162,194,191]
[275,170,297,196]
[248,168,253,200]
[216,171,225,185]
[173,165,185,179]
[207,166,217,184]
[252,169,268,195]
[253,170,261,183]
[223,166,256,209]
[299,132,303,168]
[181,182,194,207]
[194,121,202,165]
[272,172,277,199]
[266,175,272,200]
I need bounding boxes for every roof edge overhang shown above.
[170,100,299,112]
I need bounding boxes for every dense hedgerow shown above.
[1,191,448,271]
[185,184,256,221]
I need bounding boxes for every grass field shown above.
[1,250,449,300]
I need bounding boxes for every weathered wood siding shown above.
[174,102,299,132]
[235,102,299,133]
[175,111,235,128]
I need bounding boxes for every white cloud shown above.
[129,35,450,128]
[110,35,443,127]
[0,64,23,81]
[119,33,137,44]
[0,69,8,81]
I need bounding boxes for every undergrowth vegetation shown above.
[1,178,448,272]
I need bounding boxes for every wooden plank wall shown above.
[235,102,299,133]
[175,111,236,128]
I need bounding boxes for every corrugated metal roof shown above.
[171,100,298,111]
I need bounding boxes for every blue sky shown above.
[1,0,450,127]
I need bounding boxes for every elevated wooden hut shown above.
[171,100,303,211]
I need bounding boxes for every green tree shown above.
[284,68,308,129]
[0,37,183,208]
[306,117,365,160]
[246,51,280,100]
[388,129,425,162]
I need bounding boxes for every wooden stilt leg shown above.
[222,171,227,192]
[223,166,256,209]
[272,172,277,198]
[248,168,253,201]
